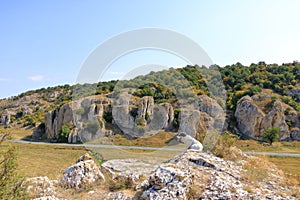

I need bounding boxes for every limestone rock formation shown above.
[40,97,113,143]
[235,96,290,140]
[179,95,225,138]
[113,95,174,138]
[61,153,105,189]
[139,150,297,200]
[1,109,12,125]
[23,176,58,199]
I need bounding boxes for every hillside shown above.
[1,61,300,143]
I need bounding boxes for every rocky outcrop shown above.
[23,176,58,199]
[139,150,297,200]
[113,95,175,138]
[1,109,12,125]
[235,96,290,140]
[61,153,105,189]
[40,97,113,143]
[179,95,225,138]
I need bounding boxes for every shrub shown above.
[0,129,27,199]
[59,124,71,142]
[263,127,279,145]
[211,131,240,161]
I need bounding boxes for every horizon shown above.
[1,1,300,98]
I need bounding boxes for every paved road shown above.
[8,139,186,152]
[244,151,300,158]
[9,140,300,157]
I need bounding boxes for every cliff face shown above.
[34,92,300,143]
[41,97,112,143]
[112,95,174,138]
[235,96,290,140]
[179,95,226,137]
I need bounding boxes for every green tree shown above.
[59,124,71,142]
[263,127,280,145]
[0,129,27,199]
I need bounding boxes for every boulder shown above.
[290,128,300,141]
[61,154,105,189]
[23,176,58,199]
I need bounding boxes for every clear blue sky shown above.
[1,0,300,98]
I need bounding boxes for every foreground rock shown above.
[137,150,298,200]
[61,153,105,189]
[23,176,58,199]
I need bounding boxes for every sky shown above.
[1,0,300,98]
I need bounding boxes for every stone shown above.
[290,128,300,141]
[23,176,57,199]
[176,132,203,151]
[61,154,105,189]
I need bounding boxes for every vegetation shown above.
[211,131,240,161]
[0,129,27,199]
[59,124,71,142]
[263,127,280,145]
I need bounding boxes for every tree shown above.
[59,124,71,142]
[263,127,280,145]
[0,129,27,198]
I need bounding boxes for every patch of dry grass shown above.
[242,155,270,182]
[268,156,300,186]
[90,130,176,147]
[89,147,182,165]
[0,142,87,179]
[236,140,300,154]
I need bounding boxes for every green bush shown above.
[59,124,71,142]
[263,127,279,145]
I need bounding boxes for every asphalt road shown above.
[244,151,300,158]
[8,139,300,157]
[8,139,186,152]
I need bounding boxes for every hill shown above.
[1,61,300,143]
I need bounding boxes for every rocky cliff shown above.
[179,95,226,137]
[235,95,291,140]
[35,93,228,143]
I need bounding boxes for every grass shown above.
[89,147,182,165]
[236,140,300,154]
[89,130,176,147]
[0,142,87,180]
[236,139,300,185]
[268,156,300,185]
